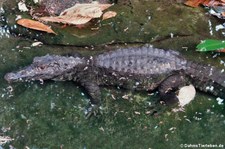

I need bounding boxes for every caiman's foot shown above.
[146,104,162,116]
[147,95,180,116]
[160,92,179,106]
[84,104,100,118]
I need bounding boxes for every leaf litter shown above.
[39,2,114,25]
[16,1,117,34]
[184,0,225,19]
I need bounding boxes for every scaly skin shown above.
[4,45,225,115]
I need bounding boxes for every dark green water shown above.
[0,0,225,149]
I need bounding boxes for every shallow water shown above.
[0,0,225,149]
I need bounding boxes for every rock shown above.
[177,84,196,107]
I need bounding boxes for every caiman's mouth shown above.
[4,66,55,83]
[4,65,47,83]
[4,55,85,83]
[4,66,36,83]
[4,72,21,82]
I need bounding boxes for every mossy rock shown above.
[1,0,224,47]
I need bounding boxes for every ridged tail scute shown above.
[186,61,225,99]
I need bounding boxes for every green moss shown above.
[2,0,224,46]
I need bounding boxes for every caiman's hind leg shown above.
[158,74,187,105]
[80,79,101,118]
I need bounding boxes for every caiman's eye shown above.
[40,65,45,69]
[21,71,26,75]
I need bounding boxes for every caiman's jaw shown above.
[5,66,38,82]
[4,54,85,83]
[4,65,55,82]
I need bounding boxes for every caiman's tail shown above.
[186,61,225,99]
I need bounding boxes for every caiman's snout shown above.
[4,55,85,83]
[4,72,19,83]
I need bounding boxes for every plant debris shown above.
[18,0,29,12]
[17,18,56,34]
[39,3,114,25]
[184,0,225,19]
[102,11,117,20]
[15,1,117,34]
[185,0,225,7]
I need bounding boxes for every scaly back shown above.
[94,45,187,75]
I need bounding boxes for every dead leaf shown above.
[184,0,225,19]
[17,19,56,34]
[39,3,113,25]
[202,0,211,6]
[31,41,43,47]
[222,12,225,16]
[217,48,225,52]
[60,3,112,18]
[185,0,205,7]
[207,0,225,6]
[40,15,92,25]
[102,11,117,20]
[185,0,225,7]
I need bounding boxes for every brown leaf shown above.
[217,48,225,52]
[102,11,117,20]
[184,0,206,7]
[39,3,112,25]
[17,19,56,34]
[60,3,112,18]
[185,0,225,7]
[40,16,92,25]
[222,12,225,16]
[206,0,225,6]
[202,0,211,6]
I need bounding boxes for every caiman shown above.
[4,45,225,116]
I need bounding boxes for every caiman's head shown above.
[4,54,85,83]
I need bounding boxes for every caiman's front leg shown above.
[79,79,101,117]
[159,73,187,105]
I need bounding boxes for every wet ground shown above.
[0,0,225,149]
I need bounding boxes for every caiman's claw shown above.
[85,104,100,118]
